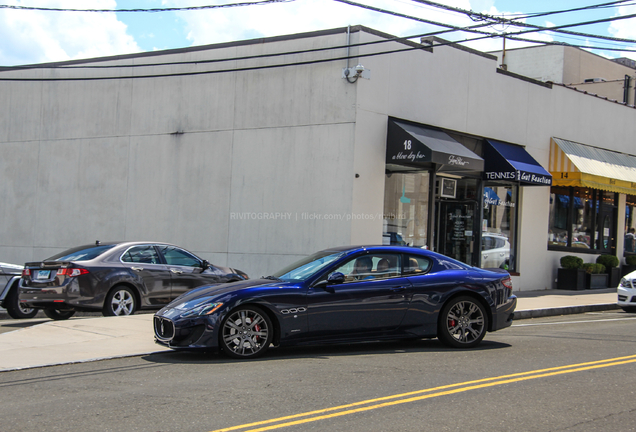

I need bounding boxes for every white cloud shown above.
[164,0,551,55]
[0,0,141,66]
[608,4,636,60]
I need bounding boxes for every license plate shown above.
[35,270,51,280]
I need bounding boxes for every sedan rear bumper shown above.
[491,295,517,331]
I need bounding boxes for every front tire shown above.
[103,286,136,316]
[621,306,636,313]
[43,308,76,320]
[220,306,273,359]
[438,296,488,348]
[5,286,38,319]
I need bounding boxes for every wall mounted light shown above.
[342,64,371,83]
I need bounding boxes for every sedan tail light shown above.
[22,269,30,277]
[56,268,89,277]
[501,276,513,290]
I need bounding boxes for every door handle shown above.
[391,286,407,292]
[131,267,143,271]
[170,269,183,274]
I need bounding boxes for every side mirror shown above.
[327,272,345,284]
[201,260,210,270]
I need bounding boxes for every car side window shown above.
[121,246,161,264]
[158,246,201,267]
[404,255,432,275]
[331,254,401,283]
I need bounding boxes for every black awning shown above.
[484,139,552,186]
[386,120,484,172]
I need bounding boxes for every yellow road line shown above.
[210,354,636,432]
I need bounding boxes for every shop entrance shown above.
[436,200,479,267]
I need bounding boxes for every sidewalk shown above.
[0,288,619,372]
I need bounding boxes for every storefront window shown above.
[383,173,429,248]
[548,186,569,247]
[625,195,636,255]
[482,184,518,272]
[548,186,617,252]
[572,188,594,249]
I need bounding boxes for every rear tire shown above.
[438,296,488,348]
[103,286,136,316]
[43,308,76,320]
[5,285,38,319]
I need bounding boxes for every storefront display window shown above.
[548,186,617,252]
[383,173,429,248]
[482,184,518,272]
[625,195,636,255]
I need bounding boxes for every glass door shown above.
[436,200,478,266]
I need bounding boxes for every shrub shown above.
[596,254,619,270]
[626,255,636,266]
[583,263,605,274]
[560,255,583,269]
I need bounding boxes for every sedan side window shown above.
[331,254,401,283]
[404,255,432,275]
[121,246,161,265]
[159,246,201,267]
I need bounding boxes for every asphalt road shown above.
[1,311,636,432]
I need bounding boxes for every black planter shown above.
[586,273,608,289]
[557,268,586,290]
[608,268,621,288]
[621,265,636,277]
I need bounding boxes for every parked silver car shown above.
[0,262,37,319]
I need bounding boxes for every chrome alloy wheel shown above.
[445,300,485,345]
[110,289,134,315]
[221,307,272,359]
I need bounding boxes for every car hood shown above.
[167,278,289,307]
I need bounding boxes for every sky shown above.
[0,0,635,67]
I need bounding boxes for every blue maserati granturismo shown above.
[154,245,517,359]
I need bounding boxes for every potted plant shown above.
[582,263,607,289]
[622,255,636,277]
[596,254,620,287]
[557,255,585,290]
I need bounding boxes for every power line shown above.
[0,0,294,13]
[511,0,636,20]
[4,27,636,82]
[409,0,636,45]
[0,32,511,81]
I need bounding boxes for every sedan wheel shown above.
[438,296,488,348]
[220,306,273,359]
[5,287,38,319]
[103,286,136,317]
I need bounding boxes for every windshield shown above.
[271,251,346,281]
[46,244,117,261]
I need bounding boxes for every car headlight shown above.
[620,278,633,288]
[179,302,223,318]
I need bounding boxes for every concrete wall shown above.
[492,45,636,105]
[0,29,360,278]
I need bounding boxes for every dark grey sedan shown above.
[19,241,248,320]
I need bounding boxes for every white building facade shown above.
[2,26,636,291]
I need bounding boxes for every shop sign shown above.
[485,170,551,185]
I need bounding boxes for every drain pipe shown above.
[346,25,351,71]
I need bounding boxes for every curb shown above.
[514,303,620,320]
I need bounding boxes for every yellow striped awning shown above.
[549,137,636,195]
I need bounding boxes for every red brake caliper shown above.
[449,319,457,327]
[254,324,261,342]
